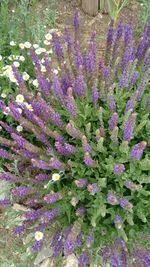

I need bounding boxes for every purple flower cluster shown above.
[75,179,88,188]
[44,193,62,204]
[107,192,118,205]
[114,164,125,174]
[87,183,99,194]
[130,141,146,160]
[119,198,133,210]
[11,186,33,197]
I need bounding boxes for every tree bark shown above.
[82,0,99,16]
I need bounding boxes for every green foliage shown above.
[100,0,128,21]
[136,0,150,34]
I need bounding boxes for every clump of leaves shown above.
[0,11,150,267]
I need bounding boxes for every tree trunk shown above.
[82,0,99,16]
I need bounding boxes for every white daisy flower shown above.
[1,93,7,98]
[3,107,10,115]
[52,173,60,182]
[16,94,24,104]
[47,49,53,54]
[9,74,17,83]
[23,72,30,81]
[35,48,43,55]
[19,43,25,50]
[19,56,25,62]
[53,69,58,75]
[41,65,46,72]
[10,41,16,46]
[44,39,50,46]
[45,33,52,41]
[34,231,43,241]
[13,61,20,67]
[0,55,2,61]
[33,44,39,49]
[32,79,39,87]
[16,125,23,132]
[24,42,31,49]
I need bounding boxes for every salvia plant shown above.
[0,10,150,267]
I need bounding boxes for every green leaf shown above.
[140,159,150,170]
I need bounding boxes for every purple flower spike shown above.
[86,231,94,248]
[13,225,26,236]
[75,179,88,188]
[119,198,133,210]
[108,112,118,131]
[131,141,147,160]
[52,33,64,62]
[92,85,99,107]
[64,239,75,256]
[111,252,122,267]
[24,210,43,221]
[0,198,11,206]
[42,208,60,222]
[32,240,43,253]
[73,10,80,33]
[84,152,95,167]
[114,164,125,174]
[114,215,123,229]
[51,232,63,257]
[124,111,137,137]
[76,207,86,217]
[78,251,90,267]
[44,193,62,204]
[11,186,33,197]
[124,180,138,191]
[87,183,99,194]
[107,94,116,113]
[107,192,118,205]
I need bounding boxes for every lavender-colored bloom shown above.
[66,121,82,139]
[135,71,150,100]
[51,232,63,257]
[32,240,43,253]
[119,198,133,210]
[42,208,60,222]
[124,24,133,47]
[11,133,26,149]
[74,42,84,69]
[76,207,86,217]
[124,180,138,191]
[51,112,63,128]
[124,99,136,113]
[78,251,90,267]
[86,231,94,248]
[145,97,150,111]
[49,158,64,170]
[43,53,51,73]
[114,215,123,229]
[52,75,64,105]
[0,172,16,182]
[82,135,92,153]
[61,70,73,95]
[0,121,15,134]
[9,103,22,120]
[92,85,99,107]
[86,32,96,74]
[32,159,51,170]
[55,141,76,156]
[52,33,64,61]
[109,112,118,131]
[35,174,50,182]
[0,198,11,206]
[84,153,95,167]
[111,252,122,267]
[73,10,80,33]
[105,20,114,59]
[36,69,50,97]
[129,71,139,87]
[74,73,86,97]
[76,232,83,247]
[13,225,26,236]
[64,239,75,256]
[100,246,112,264]
[44,193,62,204]
[30,48,41,69]
[24,210,43,221]
[111,18,124,65]
[87,183,99,194]
[65,88,76,117]
[131,141,147,160]
[64,28,72,55]
[107,94,116,113]
[75,179,88,188]
[123,113,137,142]
[0,148,13,160]
[11,186,33,197]
[12,65,23,85]
[107,192,118,205]
[114,164,125,175]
